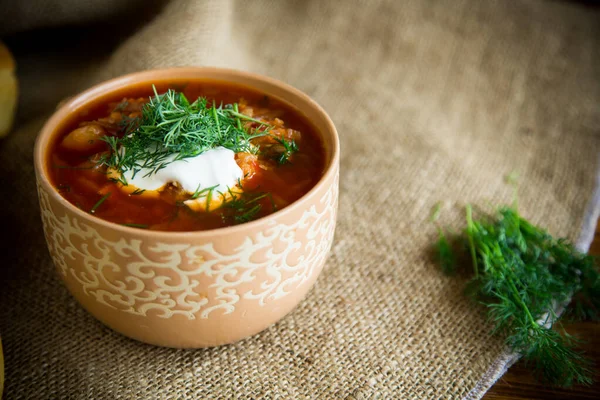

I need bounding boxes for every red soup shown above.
[48,81,326,231]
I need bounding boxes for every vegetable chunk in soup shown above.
[48,81,325,231]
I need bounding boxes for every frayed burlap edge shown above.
[465,159,600,400]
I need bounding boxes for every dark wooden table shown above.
[484,224,600,399]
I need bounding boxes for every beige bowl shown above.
[33,67,339,348]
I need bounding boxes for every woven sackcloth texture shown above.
[1,0,599,399]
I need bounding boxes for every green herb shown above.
[90,192,111,214]
[120,223,148,229]
[113,100,129,112]
[111,174,130,186]
[118,114,140,134]
[505,170,520,186]
[465,205,478,279]
[430,202,442,223]
[205,186,215,212]
[219,186,273,224]
[233,103,243,130]
[436,229,456,276]
[435,206,600,387]
[274,136,298,164]
[188,183,216,200]
[99,86,272,182]
[130,188,146,195]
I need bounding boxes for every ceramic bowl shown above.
[33,67,339,348]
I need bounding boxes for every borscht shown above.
[47,81,325,231]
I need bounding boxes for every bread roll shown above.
[0,41,18,137]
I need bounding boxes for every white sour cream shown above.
[122,147,243,194]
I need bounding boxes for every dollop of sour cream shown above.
[122,147,243,194]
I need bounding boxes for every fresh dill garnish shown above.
[266,192,277,212]
[90,192,111,214]
[98,86,273,182]
[504,170,520,186]
[431,202,456,275]
[434,205,600,387]
[120,223,148,229]
[190,184,217,200]
[130,188,146,196]
[233,103,243,130]
[118,114,140,134]
[274,136,298,164]
[108,174,129,186]
[113,100,129,112]
[436,229,456,276]
[465,205,479,279]
[430,201,442,223]
[219,186,273,224]
[205,187,215,212]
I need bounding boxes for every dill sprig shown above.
[190,184,219,200]
[274,136,299,164]
[99,86,272,181]
[219,184,275,225]
[436,230,456,276]
[130,188,146,196]
[90,192,111,214]
[435,206,599,387]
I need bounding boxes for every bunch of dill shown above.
[100,86,296,181]
[435,204,600,387]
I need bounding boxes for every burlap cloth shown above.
[1,0,599,398]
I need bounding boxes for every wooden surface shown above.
[483,223,600,400]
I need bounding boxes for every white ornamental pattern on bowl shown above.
[37,172,338,320]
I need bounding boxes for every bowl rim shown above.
[34,66,340,238]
